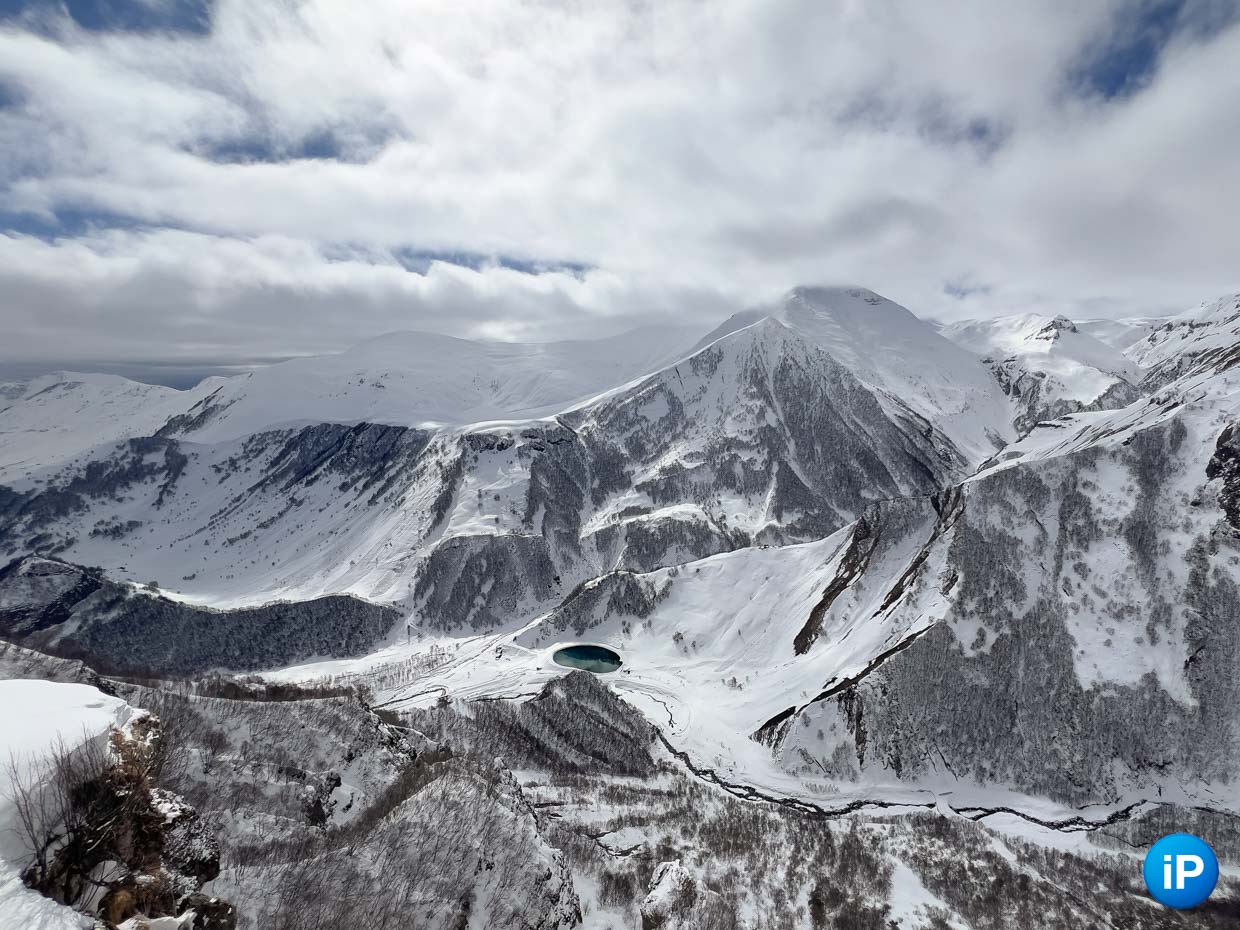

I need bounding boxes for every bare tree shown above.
[3,717,169,912]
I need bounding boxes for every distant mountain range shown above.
[2,283,1239,825]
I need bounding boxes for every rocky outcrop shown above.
[639,860,726,930]
[1207,421,1240,531]
[985,355,1140,437]
[178,893,238,930]
[17,705,232,929]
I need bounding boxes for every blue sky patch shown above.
[1069,0,1238,99]
[0,0,213,35]
[195,120,397,166]
[0,77,23,111]
[393,247,592,277]
[0,205,146,239]
[203,130,349,165]
[943,279,991,300]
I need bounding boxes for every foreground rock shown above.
[0,679,231,929]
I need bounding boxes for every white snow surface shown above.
[0,680,134,930]
[271,358,1240,823]
[279,526,949,811]
[6,286,1240,832]
[163,325,702,444]
[942,313,1140,381]
[1125,292,1240,372]
[1075,316,1167,351]
[940,312,1140,406]
[0,373,219,483]
[697,286,1014,461]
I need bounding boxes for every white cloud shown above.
[0,228,732,362]
[0,0,1238,367]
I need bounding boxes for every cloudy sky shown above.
[1,0,1238,383]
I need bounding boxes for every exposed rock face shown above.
[179,893,238,930]
[1207,421,1240,531]
[777,411,1240,805]
[791,493,948,656]
[987,358,1140,436]
[14,702,231,928]
[156,789,222,886]
[641,861,698,929]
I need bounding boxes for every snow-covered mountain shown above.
[351,364,1239,815]
[940,313,1142,436]
[698,286,1014,460]
[941,313,1140,382]
[0,372,220,482]
[3,285,1240,924]
[157,325,703,444]
[1076,315,1168,350]
[0,325,699,483]
[1126,292,1240,385]
[0,288,988,624]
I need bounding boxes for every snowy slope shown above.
[561,314,959,544]
[0,302,962,623]
[0,373,219,483]
[292,525,930,803]
[160,326,701,444]
[6,283,1240,840]
[0,326,698,486]
[1126,292,1240,383]
[343,365,1240,819]
[941,313,1140,384]
[696,286,1014,462]
[940,314,1141,435]
[1076,316,1167,351]
[301,318,1240,821]
[0,680,134,930]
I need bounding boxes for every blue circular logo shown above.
[1143,834,1219,909]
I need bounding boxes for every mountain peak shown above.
[1035,315,1079,339]
[785,284,886,305]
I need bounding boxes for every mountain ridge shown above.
[2,285,1238,832]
